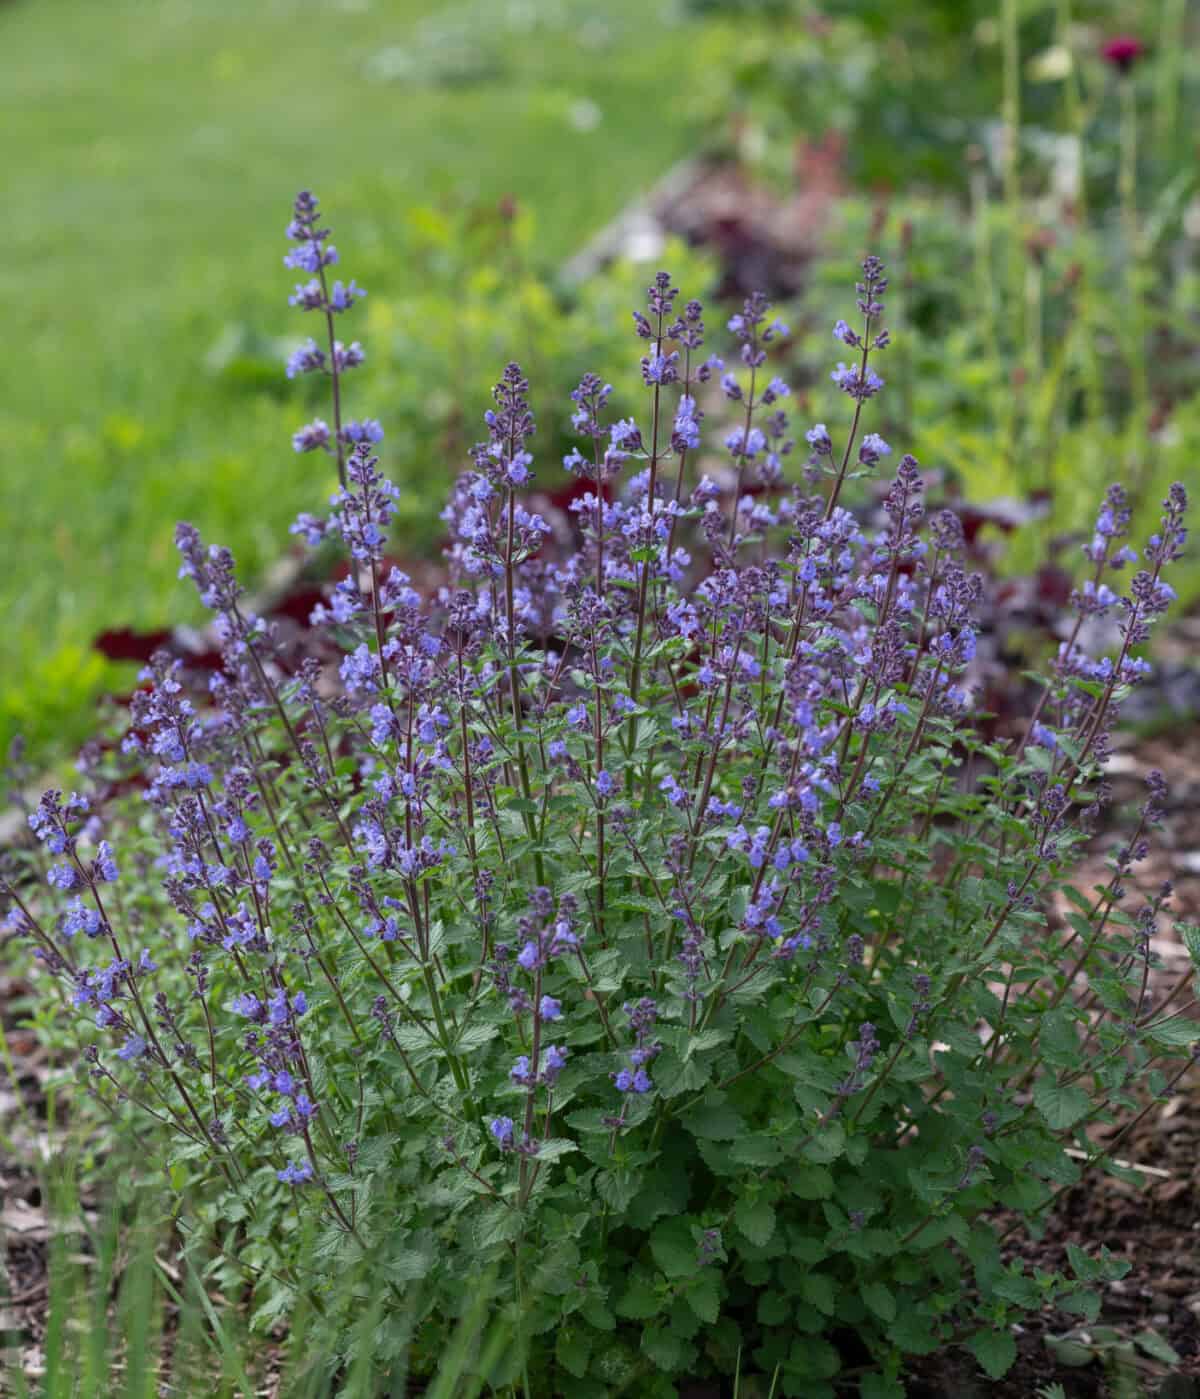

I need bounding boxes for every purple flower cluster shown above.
[283,191,371,488]
[611,998,661,1096]
[9,194,1192,1322]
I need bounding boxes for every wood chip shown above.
[0,1200,47,1241]
[1063,1147,1172,1179]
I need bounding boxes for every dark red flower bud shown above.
[1101,34,1145,73]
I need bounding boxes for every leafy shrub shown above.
[300,198,718,547]
[690,0,1196,200]
[3,193,1195,1396]
[790,193,1200,606]
[688,0,1200,612]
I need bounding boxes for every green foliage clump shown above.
[3,198,1195,1399]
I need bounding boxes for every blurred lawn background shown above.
[0,0,715,757]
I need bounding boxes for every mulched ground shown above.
[0,997,54,1383]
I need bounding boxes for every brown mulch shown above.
[0,995,57,1384]
[913,1067,1200,1398]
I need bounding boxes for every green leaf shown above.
[1066,1242,1101,1281]
[1092,1246,1131,1282]
[626,1162,690,1230]
[1038,1010,1081,1066]
[385,1248,435,1283]
[1144,1016,1200,1049]
[650,1216,698,1278]
[1059,883,1094,913]
[564,1109,614,1134]
[1086,1326,1125,1345]
[860,1377,906,1399]
[391,1025,439,1053]
[696,1136,741,1178]
[792,1236,829,1265]
[535,1138,578,1163]
[799,1272,837,1316]
[555,1326,592,1379]
[1064,910,1096,943]
[1134,1329,1181,1364]
[683,1028,732,1060]
[251,1284,295,1330]
[801,1121,846,1164]
[734,1197,776,1248]
[1043,1334,1096,1367]
[532,1243,581,1297]
[685,1271,721,1325]
[615,1275,663,1320]
[472,1204,522,1251]
[595,1170,638,1212]
[965,1223,1002,1279]
[891,1310,940,1355]
[1033,1079,1090,1131]
[681,1097,744,1140]
[654,1050,708,1098]
[454,1023,498,1052]
[641,1323,688,1373]
[581,1296,615,1331]
[1057,1288,1100,1322]
[968,1328,1017,1379]
[861,1281,896,1322]
[728,1136,783,1168]
[789,1165,834,1199]
[993,1272,1039,1307]
[787,1336,841,1379]
[668,1293,702,1341]
[758,1291,791,1326]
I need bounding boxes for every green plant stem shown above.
[1001,0,1023,312]
[1118,71,1151,502]
[315,259,347,489]
[1153,0,1188,153]
[627,310,666,718]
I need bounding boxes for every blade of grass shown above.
[119,1222,162,1399]
[425,1268,507,1399]
[153,1254,258,1397]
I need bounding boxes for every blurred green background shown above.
[1,0,716,755]
[2,0,1197,762]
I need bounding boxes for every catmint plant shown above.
[4,190,1196,1397]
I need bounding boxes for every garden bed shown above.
[4,675,1199,1394]
[4,122,1200,1391]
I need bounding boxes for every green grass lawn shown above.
[0,0,713,759]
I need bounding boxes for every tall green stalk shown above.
[1000,0,1024,320]
[1153,0,1188,155]
[1118,68,1150,500]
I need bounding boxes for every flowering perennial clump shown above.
[3,192,1196,1395]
